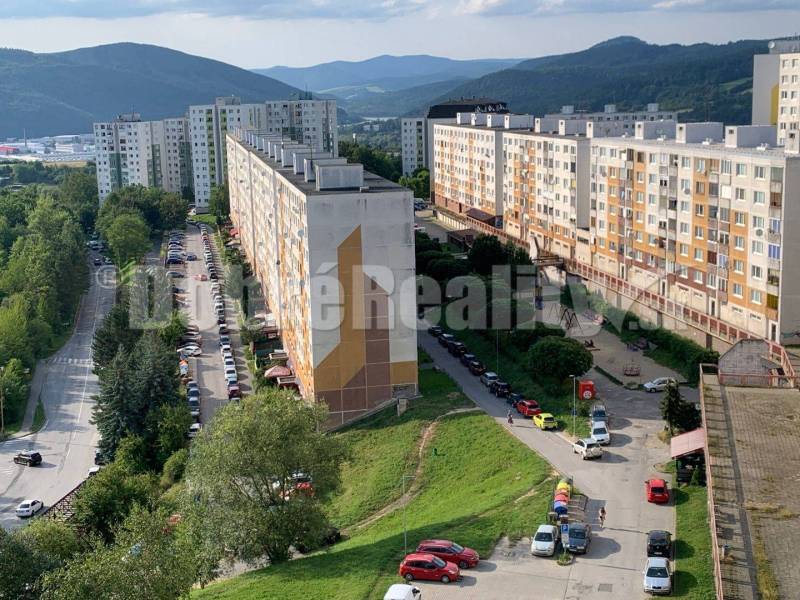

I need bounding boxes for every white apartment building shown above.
[93,113,191,202]
[752,39,800,148]
[545,104,678,137]
[190,97,339,208]
[401,117,425,176]
[226,128,417,428]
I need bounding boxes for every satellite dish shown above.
[768,41,776,49]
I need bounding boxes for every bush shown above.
[428,258,469,282]
[160,448,189,489]
[416,250,450,275]
[528,337,593,384]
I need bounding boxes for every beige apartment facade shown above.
[227,129,417,428]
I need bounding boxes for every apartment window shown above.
[752,240,764,255]
[694,248,704,261]
[695,159,706,173]
[735,163,747,177]
[754,166,766,179]
[681,156,690,168]
[733,259,744,273]
[694,226,704,239]
[680,178,690,191]
[707,273,717,289]
[753,191,765,205]
[751,265,763,279]
[679,200,689,213]
[733,235,745,250]
[719,207,730,222]
[750,290,762,304]
[770,218,781,233]
[718,278,728,292]
[735,188,746,201]
[679,243,689,256]
[679,222,689,235]
[721,160,732,174]
[733,283,744,297]
[636,191,644,203]
[648,215,657,225]
[768,244,781,260]
[734,212,746,226]
[648,194,657,206]
[695,204,704,217]
[694,270,704,284]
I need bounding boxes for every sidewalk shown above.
[2,359,46,442]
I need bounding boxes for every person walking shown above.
[598,506,606,528]
[507,410,514,426]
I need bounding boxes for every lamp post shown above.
[570,374,577,439]
[401,474,416,555]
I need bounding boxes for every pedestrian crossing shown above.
[48,357,93,367]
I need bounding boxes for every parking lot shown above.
[170,223,252,426]
[417,325,677,599]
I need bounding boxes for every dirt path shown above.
[348,407,482,532]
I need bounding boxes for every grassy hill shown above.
[422,37,769,124]
[194,368,553,600]
[0,43,302,138]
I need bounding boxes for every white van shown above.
[384,584,422,600]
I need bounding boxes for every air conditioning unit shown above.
[755,228,764,237]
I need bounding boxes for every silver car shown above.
[531,524,560,556]
[573,438,603,460]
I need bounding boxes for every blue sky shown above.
[1,0,797,67]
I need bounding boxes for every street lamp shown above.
[569,374,577,439]
[401,474,416,555]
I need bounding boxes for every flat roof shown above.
[230,135,405,197]
[593,135,795,160]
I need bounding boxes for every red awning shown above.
[229,227,239,236]
[265,365,292,379]
[670,427,705,459]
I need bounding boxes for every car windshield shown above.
[647,566,669,578]
[19,503,29,508]
[593,427,607,436]
[450,543,464,553]
[432,556,446,568]
[570,529,586,539]
[544,417,555,422]
[651,486,665,494]
[535,531,553,542]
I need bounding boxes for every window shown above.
[694,248,704,261]
[707,273,717,289]
[680,222,689,235]
[750,290,762,304]
[735,188,746,201]
[681,157,691,168]
[735,212,746,226]
[751,265,763,279]
[733,283,744,297]
[679,243,689,256]
[680,200,690,212]
[768,244,781,260]
[695,204,704,216]
[695,181,705,194]
[694,226,704,239]
[733,259,744,273]
[754,166,766,179]
[734,235,745,250]
[753,191,765,205]
[769,218,781,233]
[696,159,706,173]
[694,270,704,284]
[752,240,764,255]
[752,216,764,228]
[735,163,747,177]
[721,160,732,174]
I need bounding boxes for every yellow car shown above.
[533,413,558,430]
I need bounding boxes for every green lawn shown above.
[673,485,715,599]
[31,397,46,432]
[433,326,591,438]
[194,369,553,600]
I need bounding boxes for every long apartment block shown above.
[433,115,800,351]
[94,113,192,201]
[226,129,417,428]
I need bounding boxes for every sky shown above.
[1,1,798,68]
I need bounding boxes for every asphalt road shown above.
[416,327,675,600]
[179,225,251,425]
[0,262,115,530]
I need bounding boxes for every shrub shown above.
[528,337,593,384]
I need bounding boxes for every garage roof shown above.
[670,427,705,459]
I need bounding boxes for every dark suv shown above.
[490,380,511,398]
[447,341,467,357]
[646,530,673,558]
[460,352,476,366]
[468,360,486,376]
[590,403,608,425]
[427,326,443,337]
[13,451,42,466]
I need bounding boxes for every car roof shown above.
[569,522,588,530]
[404,552,436,561]
[418,539,454,546]
[539,412,554,418]
[592,421,608,428]
[536,524,557,532]
[484,371,498,377]
[646,556,670,567]
[580,438,597,444]
[648,529,671,539]
[648,478,667,486]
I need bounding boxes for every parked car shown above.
[94,448,108,465]
[188,399,200,419]
[383,584,422,600]
[573,438,603,460]
[480,371,499,387]
[13,451,42,466]
[16,499,43,518]
[93,257,102,266]
[646,530,673,558]
[516,400,542,417]
[225,373,238,385]
[398,553,460,584]
[533,413,557,430]
[187,388,200,399]
[530,524,560,556]
[176,345,201,357]
[645,479,670,504]
[166,271,184,278]
[643,557,672,595]
[447,341,467,357]
[591,421,611,445]
[459,352,476,366]
[218,323,229,335]
[219,335,231,346]
[188,423,202,438]
[186,253,197,260]
[643,377,677,393]
[566,522,592,554]
[427,325,443,337]
[490,380,511,398]
[415,539,479,569]
[468,360,486,376]
[589,403,608,425]
[228,384,242,399]
[220,343,232,354]
[438,333,455,348]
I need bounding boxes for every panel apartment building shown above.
[226,128,417,428]
[94,113,192,202]
[189,97,338,208]
[544,103,678,137]
[752,39,800,148]
[432,93,800,350]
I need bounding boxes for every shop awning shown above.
[265,365,292,379]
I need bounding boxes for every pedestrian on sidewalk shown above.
[507,410,514,426]
[598,506,606,528]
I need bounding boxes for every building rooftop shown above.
[594,134,797,160]
[231,133,405,197]
[427,98,508,119]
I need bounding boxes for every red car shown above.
[645,478,670,504]
[399,553,460,583]
[515,400,542,417]
[416,539,479,568]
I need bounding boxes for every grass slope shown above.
[194,369,553,600]
[673,486,715,599]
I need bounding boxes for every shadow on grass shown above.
[674,539,695,559]
[672,487,691,507]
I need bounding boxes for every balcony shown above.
[708,217,718,229]
[768,230,781,244]
[767,307,779,321]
